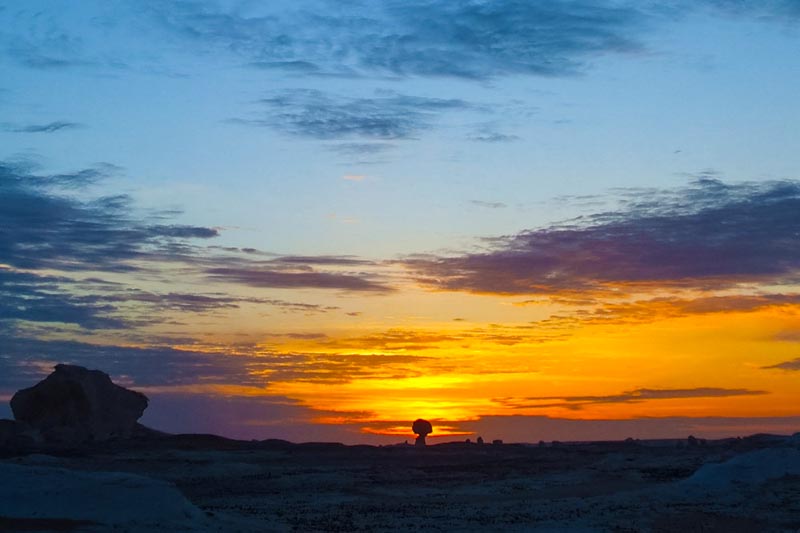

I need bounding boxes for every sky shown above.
[1,0,800,444]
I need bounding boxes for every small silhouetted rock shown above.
[477,436,484,445]
[688,435,699,447]
[538,440,546,447]
[492,439,503,445]
[11,364,148,443]
[412,419,432,447]
[465,438,471,443]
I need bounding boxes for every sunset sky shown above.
[1,0,799,444]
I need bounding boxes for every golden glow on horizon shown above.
[114,290,800,437]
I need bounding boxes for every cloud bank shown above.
[408,178,800,296]
[495,387,768,410]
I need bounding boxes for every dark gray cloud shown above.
[2,121,84,133]
[495,387,768,410]
[408,178,800,295]
[236,89,472,140]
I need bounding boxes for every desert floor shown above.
[2,434,800,532]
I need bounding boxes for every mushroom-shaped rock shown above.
[412,418,432,447]
[10,364,148,443]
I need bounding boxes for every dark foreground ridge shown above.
[1,365,800,531]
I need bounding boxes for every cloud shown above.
[0,160,219,273]
[147,1,645,80]
[522,293,800,329]
[2,121,84,133]
[0,160,389,331]
[0,159,221,330]
[408,179,800,295]
[199,253,391,294]
[0,335,436,399]
[5,1,797,81]
[0,336,262,393]
[236,89,472,140]
[316,325,567,352]
[205,266,391,293]
[343,174,366,182]
[774,330,800,342]
[326,143,395,156]
[495,387,768,410]
[700,0,800,19]
[0,268,127,330]
[458,414,800,443]
[762,359,800,371]
[471,200,508,209]
[468,131,520,143]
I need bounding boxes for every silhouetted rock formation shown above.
[0,419,40,449]
[412,419,432,447]
[10,364,148,443]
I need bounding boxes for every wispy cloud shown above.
[146,0,646,80]
[5,1,798,80]
[700,0,800,19]
[521,293,800,329]
[205,266,390,293]
[326,143,395,156]
[2,121,84,133]
[495,387,768,410]
[467,129,520,143]
[408,178,800,295]
[0,268,127,330]
[0,160,218,273]
[471,200,508,209]
[235,89,472,140]
[762,359,800,371]
[0,160,394,331]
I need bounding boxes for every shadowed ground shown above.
[3,434,800,531]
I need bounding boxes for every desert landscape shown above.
[2,366,800,532]
[3,3,800,531]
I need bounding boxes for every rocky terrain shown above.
[1,366,800,532]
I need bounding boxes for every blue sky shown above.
[2,1,798,259]
[1,1,800,443]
